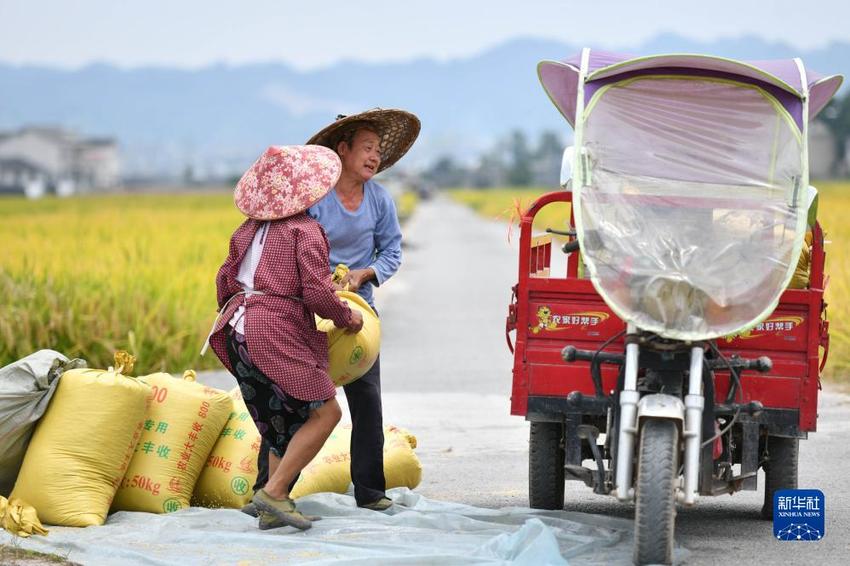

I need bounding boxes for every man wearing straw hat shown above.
[304,108,420,510]
[306,109,420,510]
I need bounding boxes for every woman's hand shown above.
[340,268,375,292]
[345,310,364,334]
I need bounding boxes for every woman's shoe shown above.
[258,510,322,530]
[251,489,312,531]
[244,500,321,522]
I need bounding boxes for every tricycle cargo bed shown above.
[508,191,828,433]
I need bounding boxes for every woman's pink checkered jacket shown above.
[209,214,353,401]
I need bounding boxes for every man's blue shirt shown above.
[308,180,402,308]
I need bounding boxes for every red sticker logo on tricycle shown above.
[725,316,804,341]
[530,306,610,334]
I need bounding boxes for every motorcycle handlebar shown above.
[562,345,625,365]
[707,355,772,373]
[563,345,772,373]
[561,240,580,254]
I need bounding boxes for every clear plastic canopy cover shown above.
[576,76,805,340]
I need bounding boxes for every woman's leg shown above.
[267,448,304,494]
[268,451,280,478]
[262,398,342,499]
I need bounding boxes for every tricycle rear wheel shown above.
[529,421,565,510]
[634,419,679,566]
[760,436,798,520]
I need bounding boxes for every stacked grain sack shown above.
[291,425,421,498]
[11,353,150,526]
[789,187,820,290]
[191,387,262,509]
[111,371,231,514]
[789,230,814,289]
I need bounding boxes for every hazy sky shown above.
[1,0,848,69]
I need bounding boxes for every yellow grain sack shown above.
[11,354,150,526]
[383,426,422,490]
[191,387,262,508]
[111,371,231,514]
[290,425,421,498]
[789,230,813,289]
[316,290,381,386]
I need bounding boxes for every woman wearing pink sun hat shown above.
[204,144,362,531]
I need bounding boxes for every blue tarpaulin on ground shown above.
[0,488,682,565]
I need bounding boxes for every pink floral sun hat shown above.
[234,145,342,220]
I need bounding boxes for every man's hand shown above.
[345,310,364,334]
[340,268,376,292]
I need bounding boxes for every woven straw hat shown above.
[306,108,420,173]
[234,145,341,220]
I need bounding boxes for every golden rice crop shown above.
[449,183,850,379]
[815,181,850,378]
[1,191,244,374]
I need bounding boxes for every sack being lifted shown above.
[315,264,381,386]
[111,371,231,514]
[11,353,150,527]
[291,425,421,499]
[192,387,262,509]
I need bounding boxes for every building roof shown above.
[0,156,47,174]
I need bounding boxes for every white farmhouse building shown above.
[0,127,120,197]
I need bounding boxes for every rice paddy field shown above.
[0,190,418,374]
[449,182,850,380]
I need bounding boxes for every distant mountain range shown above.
[1,33,848,178]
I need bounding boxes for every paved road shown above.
[203,195,850,564]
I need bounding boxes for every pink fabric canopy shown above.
[539,50,843,129]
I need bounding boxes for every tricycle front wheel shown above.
[761,436,799,520]
[634,419,679,565]
[529,421,565,510]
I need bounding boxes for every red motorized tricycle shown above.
[507,49,841,564]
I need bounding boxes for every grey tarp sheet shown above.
[0,488,690,565]
[0,350,74,496]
